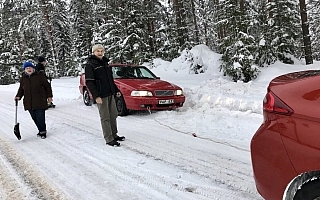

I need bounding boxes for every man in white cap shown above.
[85,44,125,146]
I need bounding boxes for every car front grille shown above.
[154,90,174,96]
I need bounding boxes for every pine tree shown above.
[97,0,153,64]
[50,0,74,76]
[251,0,278,67]
[196,0,217,50]
[0,0,29,84]
[156,5,181,61]
[69,0,95,65]
[218,0,258,82]
[266,0,302,64]
[308,0,320,60]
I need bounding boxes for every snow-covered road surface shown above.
[0,77,263,200]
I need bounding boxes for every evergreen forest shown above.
[0,0,319,84]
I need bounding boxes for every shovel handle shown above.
[15,99,18,124]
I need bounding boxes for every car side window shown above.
[113,67,122,78]
[139,68,155,79]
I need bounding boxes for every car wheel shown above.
[115,95,128,116]
[293,178,320,200]
[83,88,93,106]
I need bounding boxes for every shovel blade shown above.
[14,123,21,140]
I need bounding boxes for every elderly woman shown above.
[14,61,53,139]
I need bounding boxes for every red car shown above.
[79,64,185,116]
[251,70,320,200]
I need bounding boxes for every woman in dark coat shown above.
[14,61,53,139]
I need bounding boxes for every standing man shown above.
[35,56,55,108]
[85,44,125,146]
[14,61,53,139]
[35,56,47,73]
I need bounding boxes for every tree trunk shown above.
[190,0,199,44]
[199,0,208,45]
[299,0,313,64]
[40,0,57,73]
[240,0,244,11]
[214,0,224,39]
[172,0,188,48]
[145,0,156,55]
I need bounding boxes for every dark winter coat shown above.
[16,72,53,110]
[35,63,49,80]
[85,55,120,100]
[35,63,45,72]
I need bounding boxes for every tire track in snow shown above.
[0,137,68,200]
[0,102,70,200]
[0,153,29,200]
[0,99,261,199]
[46,103,261,199]
[46,109,218,200]
[120,114,260,199]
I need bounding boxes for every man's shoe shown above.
[106,140,120,146]
[37,132,46,139]
[114,136,125,141]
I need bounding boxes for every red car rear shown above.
[79,64,185,116]
[251,70,320,200]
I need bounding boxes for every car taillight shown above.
[263,91,293,115]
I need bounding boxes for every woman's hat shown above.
[22,61,35,69]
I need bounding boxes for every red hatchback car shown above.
[79,64,185,116]
[251,70,320,200]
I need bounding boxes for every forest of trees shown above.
[0,0,320,84]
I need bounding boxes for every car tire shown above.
[115,95,128,116]
[83,88,93,106]
[293,178,320,200]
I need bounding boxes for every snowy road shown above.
[0,77,263,200]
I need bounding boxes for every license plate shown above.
[159,99,174,104]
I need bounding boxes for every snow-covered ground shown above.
[1,45,319,199]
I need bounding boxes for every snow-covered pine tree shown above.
[249,0,278,67]
[308,0,320,60]
[69,0,95,65]
[218,0,258,82]
[0,0,32,84]
[196,0,218,51]
[266,0,302,64]
[96,0,153,64]
[155,5,181,61]
[50,0,74,76]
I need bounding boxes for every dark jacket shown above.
[35,63,45,72]
[85,55,120,100]
[16,72,53,110]
[35,63,50,80]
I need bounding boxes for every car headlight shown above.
[175,90,183,95]
[131,91,153,96]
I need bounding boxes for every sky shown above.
[0,45,319,200]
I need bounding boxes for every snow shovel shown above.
[14,99,21,140]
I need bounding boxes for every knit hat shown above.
[92,44,105,53]
[22,61,35,69]
[38,56,46,62]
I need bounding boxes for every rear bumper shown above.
[251,119,296,200]
[125,95,185,111]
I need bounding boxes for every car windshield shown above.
[112,66,157,79]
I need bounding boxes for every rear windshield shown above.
[297,70,320,78]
